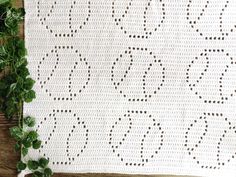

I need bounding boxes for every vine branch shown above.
[0,0,53,176]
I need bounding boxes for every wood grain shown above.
[0,0,24,175]
[0,114,20,177]
[0,0,196,177]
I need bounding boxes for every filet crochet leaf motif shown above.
[24,0,236,176]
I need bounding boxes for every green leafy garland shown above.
[0,0,53,176]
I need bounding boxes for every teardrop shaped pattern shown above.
[37,0,91,37]
[112,0,165,39]
[36,109,89,165]
[185,112,236,169]
[109,110,164,166]
[37,45,91,101]
[111,47,165,102]
[186,0,236,40]
[186,49,236,104]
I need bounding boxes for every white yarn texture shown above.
[23,0,236,176]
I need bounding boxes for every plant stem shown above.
[18,100,23,128]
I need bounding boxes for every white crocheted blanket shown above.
[22,0,236,176]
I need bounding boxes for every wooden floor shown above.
[0,1,196,177]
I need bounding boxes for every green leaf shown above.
[0,59,7,70]
[0,80,7,90]
[0,32,6,37]
[10,82,17,89]
[32,140,41,149]
[22,131,38,148]
[17,65,30,78]
[0,59,4,64]
[44,168,53,177]
[5,106,17,119]
[22,147,28,157]
[16,39,27,57]
[39,157,49,168]
[0,4,8,34]
[16,8,25,21]
[4,99,18,119]
[27,160,39,170]
[9,126,23,141]
[14,142,21,152]
[16,57,27,68]
[4,73,17,84]
[0,45,7,56]
[0,0,10,6]
[32,171,43,177]
[22,137,32,148]
[27,131,38,142]
[16,161,26,171]
[5,9,16,28]
[7,82,17,96]
[5,8,24,34]
[23,89,36,103]
[0,2,53,175]
[23,78,35,90]
[23,116,35,127]
[16,75,24,89]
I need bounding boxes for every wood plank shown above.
[0,114,18,126]
[0,120,20,177]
